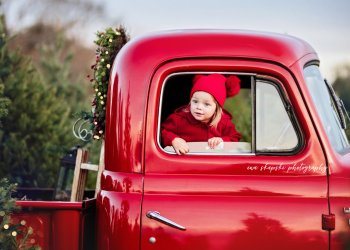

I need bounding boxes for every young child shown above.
[161,73,241,155]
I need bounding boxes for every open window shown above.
[158,72,302,155]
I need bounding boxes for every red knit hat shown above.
[190,74,241,107]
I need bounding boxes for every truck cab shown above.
[96,30,350,250]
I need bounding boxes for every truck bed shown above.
[13,198,96,250]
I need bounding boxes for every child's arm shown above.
[161,113,190,155]
[161,114,180,146]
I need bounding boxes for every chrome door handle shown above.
[344,207,350,214]
[146,211,186,231]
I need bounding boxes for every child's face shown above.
[190,91,217,123]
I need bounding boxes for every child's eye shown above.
[192,100,198,104]
[205,103,211,107]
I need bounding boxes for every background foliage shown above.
[225,89,252,142]
[0,0,109,191]
[0,16,84,187]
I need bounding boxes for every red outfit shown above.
[161,107,241,146]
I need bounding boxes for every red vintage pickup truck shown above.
[13,30,350,250]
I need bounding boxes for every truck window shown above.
[304,65,350,152]
[256,80,298,152]
[159,73,301,155]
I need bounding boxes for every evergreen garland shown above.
[86,26,129,140]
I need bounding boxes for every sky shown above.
[93,0,350,81]
[6,0,350,81]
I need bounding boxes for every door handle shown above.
[146,211,186,231]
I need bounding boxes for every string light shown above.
[82,27,129,140]
[0,179,38,248]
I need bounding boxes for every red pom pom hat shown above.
[190,74,241,107]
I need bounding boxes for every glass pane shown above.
[304,65,349,152]
[256,81,298,151]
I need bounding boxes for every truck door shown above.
[142,60,329,250]
[303,65,350,250]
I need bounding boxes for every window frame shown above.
[254,77,304,155]
[158,71,304,156]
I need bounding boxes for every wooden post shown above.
[70,140,105,201]
[70,148,89,201]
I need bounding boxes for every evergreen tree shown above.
[0,82,10,123]
[0,178,40,249]
[0,15,10,124]
[38,29,88,112]
[0,17,76,187]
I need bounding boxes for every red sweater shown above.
[161,107,241,146]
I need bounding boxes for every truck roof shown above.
[117,29,318,69]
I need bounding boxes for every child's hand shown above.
[172,138,189,155]
[208,137,223,149]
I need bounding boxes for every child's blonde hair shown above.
[209,99,223,128]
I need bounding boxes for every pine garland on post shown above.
[84,26,129,140]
